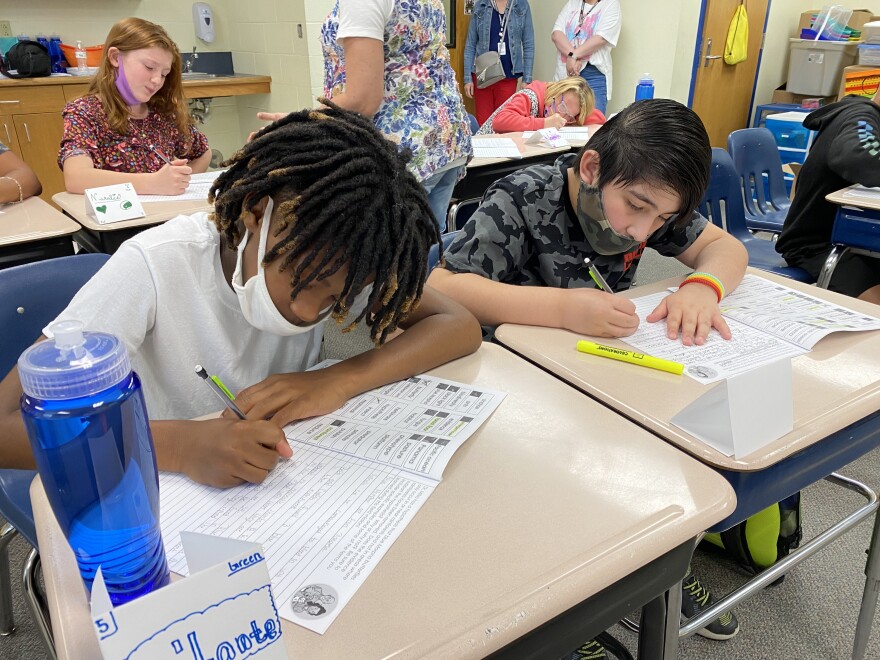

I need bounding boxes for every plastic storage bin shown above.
[859,45,880,66]
[787,38,857,96]
[765,111,812,150]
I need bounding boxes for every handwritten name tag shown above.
[91,533,289,660]
[84,183,145,225]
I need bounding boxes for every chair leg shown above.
[0,523,17,635]
[22,549,56,659]
[817,246,847,289]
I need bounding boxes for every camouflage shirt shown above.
[443,153,708,291]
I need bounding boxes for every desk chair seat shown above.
[727,128,792,234]
[0,253,110,655]
[700,149,813,283]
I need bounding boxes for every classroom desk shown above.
[52,192,212,254]
[452,127,599,202]
[31,343,735,660]
[818,186,880,288]
[494,269,880,657]
[0,197,78,268]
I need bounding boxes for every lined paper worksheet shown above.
[158,374,505,634]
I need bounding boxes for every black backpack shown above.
[2,41,51,79]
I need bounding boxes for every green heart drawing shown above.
[95,204,107,214]
[121,201,133,210]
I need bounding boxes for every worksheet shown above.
[843,185,880,201]
[158,374,506,634]
[622,274,880,384]
[471,137,522,159]
[137,170,225,203]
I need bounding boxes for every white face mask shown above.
[232,198,331,336]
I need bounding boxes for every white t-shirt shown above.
[44,213,324,421]
[553,0,622,100]
[336,0,394,40]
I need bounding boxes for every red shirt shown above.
[490,81,606,133]
[58,95,209,172]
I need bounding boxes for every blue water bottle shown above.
[19,320,169,605]
[48,35,66,74]
[635,73,655,101]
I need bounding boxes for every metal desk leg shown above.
[663,579,683,659]
[0,523,16,635]
[817,245,847,289]
[852,505,880,659]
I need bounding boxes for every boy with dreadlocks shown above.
[0,103,482,488]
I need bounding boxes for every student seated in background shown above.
[58,17,210,196]
[776,86,880,305]
[475,76,605,135]
[0,104,482,488]
[0,141,41,203]
[428,99,748,643]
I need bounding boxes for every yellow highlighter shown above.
[576,340,685,375]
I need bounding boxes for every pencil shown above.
[584,257,613,293]
[194,365,247,419]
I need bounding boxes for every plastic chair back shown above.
[727,127,791,232]
[467,113,479,135]
[700,149,813,284]
[0,253,110,547]
[699,148,753,243]
[427,231,461,272]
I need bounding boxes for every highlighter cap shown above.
[18,320,132,400]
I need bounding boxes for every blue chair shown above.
[727,127,792,233]
[467,113,479,135]
[699,149,813,283]
[445,198,480,233]
[427,230,461,272]
[0,253,109,655]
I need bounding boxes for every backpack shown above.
[701,492,802,581]
[2,40,51,79]
[724,1,749,65]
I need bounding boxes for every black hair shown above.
[579,98,711,225]
[209,100,440,345]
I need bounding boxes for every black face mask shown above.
[576,182,643,255]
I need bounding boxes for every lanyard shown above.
[491,0,513,42]
[573,0,601,40]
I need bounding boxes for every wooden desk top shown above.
[495,269,880,472]
[0,196,79,246]
[53,192,212,232]
[33,343,735,659]
[826,185,880,212]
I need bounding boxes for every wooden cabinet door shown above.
[0,117,22,158]
[13,112,65,206]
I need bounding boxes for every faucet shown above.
[184,46,198,73]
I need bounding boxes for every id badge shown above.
[497,42,506,56]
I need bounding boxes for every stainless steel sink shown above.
[181,72,218,80]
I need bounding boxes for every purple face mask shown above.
[114,57,141,107]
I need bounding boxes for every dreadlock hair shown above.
[209,100,440,345]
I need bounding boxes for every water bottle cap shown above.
[18,320,133,400]
[639,73,654,83]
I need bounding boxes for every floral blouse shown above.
[58,95,209,172]
[321,0,472,182]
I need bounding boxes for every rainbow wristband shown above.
[680,271,725,303]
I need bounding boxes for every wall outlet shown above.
[0,21,13,38]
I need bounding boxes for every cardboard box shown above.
[798,9,880,35]
[772,84,836,106]
[837,64,880,98]
[839,65,880,98]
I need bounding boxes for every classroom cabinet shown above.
[0,84,67,207]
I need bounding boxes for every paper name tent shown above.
[84,183,145,224]
[671,358,794,458]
